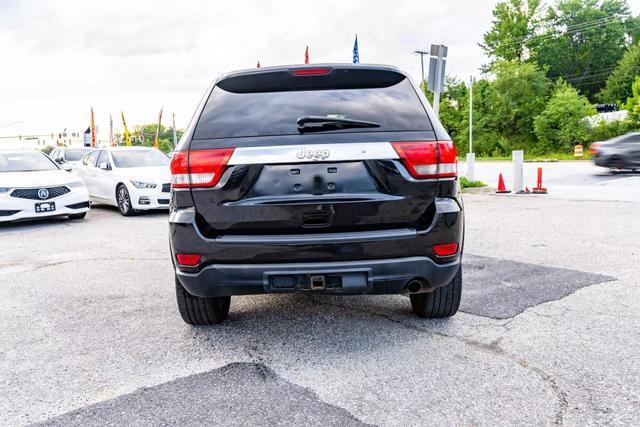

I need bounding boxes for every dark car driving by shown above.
[591,132,640,172]
[169,64,464,324]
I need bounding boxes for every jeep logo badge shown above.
[37,188,49,199]
[296,148,330,160]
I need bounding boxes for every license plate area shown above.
[266,270,369,293]
[35,202,56,213]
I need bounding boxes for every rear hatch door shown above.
[187,66,444,236]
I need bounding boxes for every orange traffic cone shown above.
[496,173,510,193]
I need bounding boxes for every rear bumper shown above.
[176,256,461,297]
[169,197,464,297]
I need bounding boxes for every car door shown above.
[93,150,115,202]
[626,134,640,167]
[79,150,101,197]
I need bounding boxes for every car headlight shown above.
[66,181,85,188]
[0,187,10,193]
[130,180,157,189]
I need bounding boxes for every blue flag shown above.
[353,35,359,63]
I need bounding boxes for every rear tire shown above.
[68,212,86,220]
[609,157,625,173]
[410,266,462,319]
[175,275,230,325]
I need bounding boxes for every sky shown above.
[1,0,639,138]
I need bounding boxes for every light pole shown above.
[413,50,429,84]
[469,75,473,155]
[466,75,475,181]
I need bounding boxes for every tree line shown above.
[121,124,183,153]
[435,0,640,156]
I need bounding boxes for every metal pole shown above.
[465,75,475,181]
[469,76,473,154]
[433,47,444,117]
[413,50,428,86]
[154,107,163,150]
[109,114,114,147]
[172,113,177,149]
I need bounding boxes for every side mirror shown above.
[98,162,110,171]
[62,163,73,172]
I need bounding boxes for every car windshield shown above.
[65,148,92,161]
[111,149,170,168]
[0,151,59,172]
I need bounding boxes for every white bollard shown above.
[512,150,524,193]
[465,153,475,182]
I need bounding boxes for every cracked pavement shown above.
[1,195,639,426]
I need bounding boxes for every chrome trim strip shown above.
[227,142,399,165]
[216,228,417,245]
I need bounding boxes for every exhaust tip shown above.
[406,279,423,294]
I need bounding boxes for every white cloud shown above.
[2,0,637,137]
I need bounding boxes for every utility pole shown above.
[413,50,429,84]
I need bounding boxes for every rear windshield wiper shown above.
[297,115,380,133]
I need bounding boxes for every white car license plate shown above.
[35,202,56,213]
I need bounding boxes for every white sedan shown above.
[0,150,90,223]
[73,146,171,216]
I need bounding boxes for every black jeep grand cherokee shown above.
[169,64,464,324]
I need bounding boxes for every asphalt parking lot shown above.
[1,194,639,425]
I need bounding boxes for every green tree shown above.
[532,0,631,99]
[486,60,552,149]
[132,124,183,153]
[622,75,640,123]
[597,43,640,103]
[625,14,640,44]
[481,0,542,64]
[468,79,509,156]
[533,80,596,152]
[425,77,470,153]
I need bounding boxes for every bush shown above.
[488,60,551,144]
[623,75,640,125]
[587,118,636,143]
[533,80,596,151]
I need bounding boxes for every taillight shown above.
[289,68,332,76]
[589,143,600,155]
[170,148,234,188]
[176,253,201,266]
[391,141,457,179]
[433,243,458,257]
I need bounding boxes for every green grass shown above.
[460,176,488,189]
[471,151,592,162]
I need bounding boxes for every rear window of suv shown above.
[193,68,432,139]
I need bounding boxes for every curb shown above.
[462,186,495,194]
